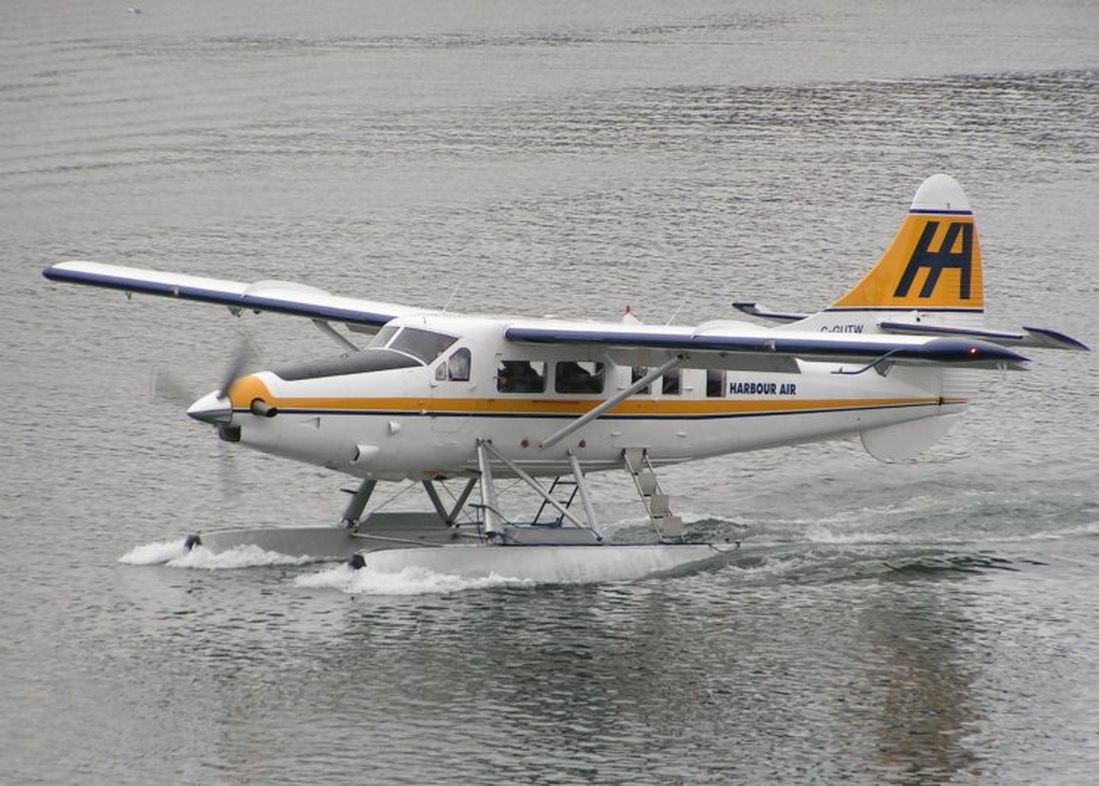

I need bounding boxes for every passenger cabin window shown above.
[662,368,682,396]
[706,369,726,398]
[631,366,651,395]
[447,348,471,381]
[388,327,457,364]
[555,362,605,394]
[497,360,545,393]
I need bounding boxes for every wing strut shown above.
[312,319,360,353]
[540,356,683,449]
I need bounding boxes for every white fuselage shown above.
[216,314,962,480]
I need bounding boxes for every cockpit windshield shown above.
[272,325,456,381]
[366,325,399,349]
[365,325,456,364]
[272,325,458,381]
[387,327,457,364]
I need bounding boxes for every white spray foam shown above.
[118,539,188,565]
[803,525,928,545]
[168,544,318,569]
[119,540,317,569]
[294,563,535,596]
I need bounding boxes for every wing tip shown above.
[42,262,73,282]
[42,260,93,281]
[921,337,1029,365]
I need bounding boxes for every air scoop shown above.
[186,391,233,424]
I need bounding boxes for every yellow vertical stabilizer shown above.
[831,174,984,313]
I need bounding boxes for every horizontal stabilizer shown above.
[879,320,1089,351]
[1020,325,1090,351]
[732,302,807,323]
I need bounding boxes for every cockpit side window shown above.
[367,325,399,349]
[497,360,545,394]
[447,348,471,381]
[389,327,457,364]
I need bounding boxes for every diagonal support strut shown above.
[480,440,591,531]
[540,355,683,449]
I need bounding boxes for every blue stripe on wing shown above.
[42,265,398,327]
[504,326,1029,365]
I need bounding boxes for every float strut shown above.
[480,440,590,531]
[476,440,506,539]
[422,478,478,527]
[568,450,602,539]
[339,479,377,528]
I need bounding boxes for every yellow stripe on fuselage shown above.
[229,384,962,422]
[228,376,963,418]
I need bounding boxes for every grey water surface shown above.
[2,1,1099,783]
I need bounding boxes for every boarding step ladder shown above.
[623,448,684,542]
[531,476,580,527]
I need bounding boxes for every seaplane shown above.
[42,174,1087,583]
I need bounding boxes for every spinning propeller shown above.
[216,339,256,401]
[183,339,271,426]
[148,338,262,503]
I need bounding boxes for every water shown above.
[3,1,1099,783]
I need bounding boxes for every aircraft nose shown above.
[186,390,233,424]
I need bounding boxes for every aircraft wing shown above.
[505,319,1031,372]
[42,260,421,332]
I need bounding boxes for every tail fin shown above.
[799,175,986,461]
[831,174,984,315]
[777,174,985,334]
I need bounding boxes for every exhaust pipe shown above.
[249,398,278,418]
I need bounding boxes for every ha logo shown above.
[893,221,974,300]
